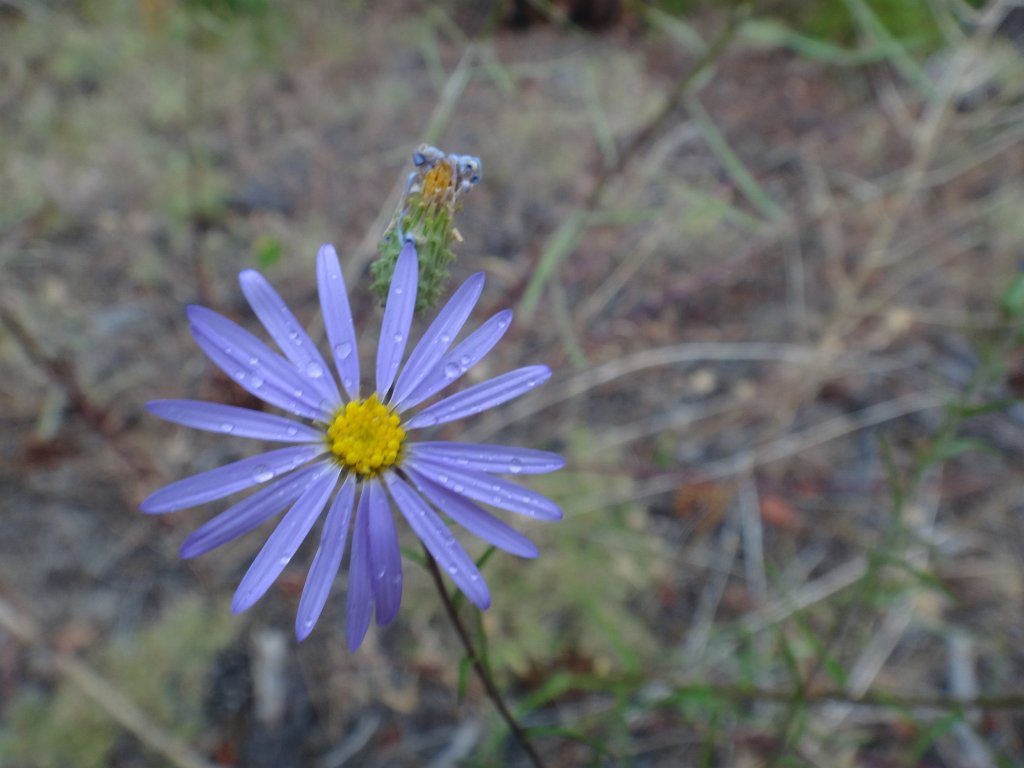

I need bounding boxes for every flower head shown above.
[141,242,562,650]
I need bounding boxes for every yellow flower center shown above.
[325,394,406,477]
[421,161,453,203]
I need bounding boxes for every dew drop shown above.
[253,465,275,483]
[454,484,465,493]
[220,423,235,434]
[303,618,314,630]
[444,362,460,379]
[438,474,449,484]
[249,356,260,366]
[377,569,386,580]
[293,388,304,398]
[440,332,451,344]
[395,286,404,295]
[393,333,404,344]
[250,376,264,389]
[233,370,246,382]
[459,355,471,370]
[335,341,353,360]
[278,556,290,567]
[447,565,458,575]
[305,361,324,379]
[286,425,299,437]
[510,458,523,474]
[492,495,501,504]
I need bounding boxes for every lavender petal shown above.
[295,474,356,640]
[316,244,361,400]
[390,273,484,409]
[400,310,513,410]
[366,478,402,626]
[375,241,417,397]
[385,473,491,609]
[188,306,333,420]
[407,468,538,558]
[409,441,564,475]
[407,456,562,521]
[180,463,323,558]
[346,486,374,651]
[141,444,324,514]
[405,365,550,430]
[239,269,340,403]
[231,465,339,614]
[147,400,322,443]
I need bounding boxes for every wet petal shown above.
[316,244,361,400]
[231,465,339,614]
[295,474,356,640]
[400,310,513,410]
[407,457,562,521]
[366,478,402,625]
[147,400,322,443]
[180,463,323,558]
[141,444,324,514]
[407,467,538,558]
[384,473,490,609]
[376,241,418,397]
[405,365,550,429]
[239,269,340,403]
[390,273,484,409]
[346,486,374,651]
[409,442,564,475]
[189,306,333,420]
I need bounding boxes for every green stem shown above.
[424,549,547,768]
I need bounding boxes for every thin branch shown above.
[423,549,547,768]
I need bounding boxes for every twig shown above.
[423,549,547,768]
[0,301,159,483]
[0,596,217,768]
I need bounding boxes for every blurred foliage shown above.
[0,598,237,768]
[481,428,667,676]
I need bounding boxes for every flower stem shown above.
[424,548,546,768]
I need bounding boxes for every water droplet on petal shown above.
[250,376,264,389]
[253,465,275,483]
[220,423,235,434]
[440,332,451,344]
[459,356,471,369]
[305,361,324,379]
[233,371,246,382]
[286,425,299,437]
[510,458,523,474]
[335,341,353,360]
[249,356,260,366]
[444,362,460,379]
[393,333,404,344]
[447,565,458,575]
[278,556,290,566]
[453,484,465,493]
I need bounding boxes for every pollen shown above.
[421,161,454,203]
[326,394,406,477]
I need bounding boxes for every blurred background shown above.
[3,0,1024,765]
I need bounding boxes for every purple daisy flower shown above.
[141,242,562,650]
